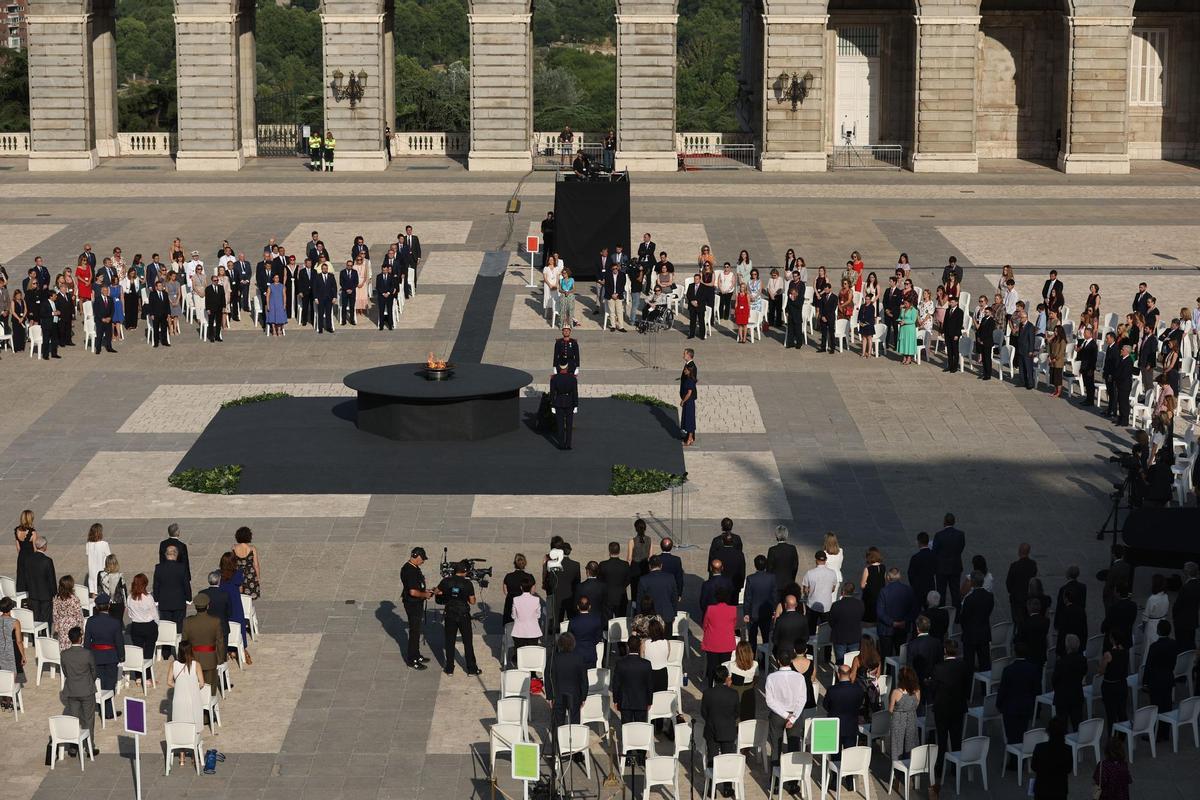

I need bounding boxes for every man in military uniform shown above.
[549,362,579,450]
[435,560,481,676]
[309,130,323,170]
[84,593,124,719]
[182,593,226,689]
[551,326,580,375]
[400,547,434,670]
[323,130,336,172]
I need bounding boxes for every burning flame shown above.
[426,353,449,369]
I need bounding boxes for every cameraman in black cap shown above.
[401,547,434,670]
[435,560,482,676]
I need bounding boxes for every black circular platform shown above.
[343,363,534,441]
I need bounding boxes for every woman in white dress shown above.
[542,255,562,321]
[918,288,935,357]
[168,641,205,766]
[1142,573,1169,657]
[823,532,844,586]
[85,523,112,598]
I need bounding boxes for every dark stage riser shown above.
[553,178,631,280]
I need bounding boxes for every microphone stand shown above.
[687,715,696,800]
[536,568,564,800]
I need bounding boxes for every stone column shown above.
[383,1,396,145]
[238,5,257,158]
[614,2,678,172]
[910,14,979,172]
[26,0,99,170]
[1058,15,1133,174]
[175,0,244,170]
[91,0,119,158]
[760,14,828,171]
[321,2,389,171]
[468,2,533,171]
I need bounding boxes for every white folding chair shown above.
[580,692,609,736]
[966,692,1001,736]
[941,735,989,793]
[834,318,850,352]
[884,642,908,683]
[588,667,611,695]
[241,595,260,639]
[644,754,680,800]
[73,584,94,617]
[48,714,94,770]
[515,645,546,678]
[828,744,871,800]
[13,607,46,646]
[199,683,221,733]
[557,723,593,780]
[34,636,63,688]
[1065,717,1103,775]
[1112,705,1158,761]
[216,662,232,697]
[619,721,654,776]
[500,669,531,700]
[704,752,746,800]
[891,742,936,800]
[497,696,529,740]
[226,621,246,669]
[769,750,811,800]
[489,722,524,775]
[1001,727,1047,786]
[155,620,180,660]
[27,324,43,358]
[0,575,26,604]
[648,690,678,735]
[164,720,203,775]
[1157,695,1200,753]
[859,709,891,753]
[973,656,1010,700]
[0,669,23,719]
[1173,650,1196,699]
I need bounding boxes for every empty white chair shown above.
[769,750,811,800]
[828,744,872,800]
[966,692,1001,736]
[990,622,1013,658]
[619,721,654,776]
[199,683,221,733]
[226,621,246,669]
[0,576,26,603]
[241,594,260,639]
[164,720,203,775]
[704,752,746,800]
[579,692,609,736]
[648,689,678,733]
[489,722,524,774]
[644,754,679,800]
[890,742,936,800]
[500,669,531,700]
[34,636,63,688]
[515,645,546,677]
[216,662,232,697]
[1157,695,1200,753]
[0,669,24,719]
[48,715,94,770]
[13,607,46,645]
[667,638,685,668]
[1065,717,1103,775]
[884,641,908,682]
[842,649,860,667]
[736,718,768,773]
[973,656,1010,700]
[859,709,891,753]
[73,584,94,617]
[94,677,115,729]
[834,318,850,352]
[497,696,529,740]
[27,324,43,358]
[1112,705,1158,762]
[556,722,593,779]
[587,667,610,695]
[1173,650,1196,699]
[941,735,989,793]
[155,620,180,660]
[1001,727,1047,786]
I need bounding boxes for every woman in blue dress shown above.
[109,280,125,341]
[265,273,287,336]
[219,552,252,661]
[679,363,697,446]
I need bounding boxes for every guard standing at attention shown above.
[436,561,481,676]
[551,325,580,375]
[549,361,579,450]
[400,547,433,670]
[308,130,323,170]
[323,131,336,172]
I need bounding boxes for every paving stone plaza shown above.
[1,161,1199,799]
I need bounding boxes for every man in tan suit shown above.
[182,593,226,688]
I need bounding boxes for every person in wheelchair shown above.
[636,284,672,333]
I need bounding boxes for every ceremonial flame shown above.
[426,353,449,369]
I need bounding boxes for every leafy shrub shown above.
[610,392,673,409]
[168,465,243,495]
[220,392,291,409]
[610,465,686,496]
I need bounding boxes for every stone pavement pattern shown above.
[0,165,1198,800]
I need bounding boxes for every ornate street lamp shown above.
[776,71,814,111]
[331,69,368,108]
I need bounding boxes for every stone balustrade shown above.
[117,132,173,155]
[392,131,469,156]
[675,132,723,153]
[533,131,585,153]
[0,132,30,155]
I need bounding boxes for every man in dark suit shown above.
[255,248,272,325]
[658,538,685,605]
[233,252,253,315]
[79,243,97,270]
[574,562,606,620]
[540,212,556,268]
[92,289,117,353]
[742,555,777,650]
[549,362,578,451]
[686,274,706,339]
[306,231,322,266]
[784,286,805,349]
[402,225,421,295]
[1102,583,1137,648]
[766,528,799,595]
[546,542,581,623]
[567,596,604,669]
[549,633,588,727]
[611,635,653,723]
[932,513,966,610]
[942,296,964,372]
[314,263,336,333]
[876,568,915,658]
[32,256,52,290]
[551,327,581,374]
[338,260,358,325]
[1113,343,1136,424]
[597,542,631,619]
[712,533,746,596]
[959,571,994,674]
[637,556,678,627]
[829,582,865,663]
[930,640,970,791]
[198,570,231,638]
[147,279,171,346]
[32,283,60,359]
[925,596,950,642]
[1056,566,1087,612]
[708,518,743,563]
[770,595,809,658]
[816,284,838,354]
[60,627,99,754]
[975,306,997,380]
[907,531,936,606]
[1101,332,1120,417]
[823,665,864,751]
[1053,633,1088,730]
[1143,620,1180,727]
[1075,325,1099,405]
[1173,562,1200,650]
[941,256,963,286]
[699,560,733,618]
[636,233,656,266]
[601,261,627,332]
[908,615,943,710]
[26,536,56,623]
[997,643,1041,746]
[373,264,396,330]
[1005,543,1038,625]
[701,665,740,769]
[158,523,190,581]
[1016,598,1050,668]
[1041,270,1064,304]
[295,258,314,327]
[1132,282,1150,315]
[882,275,901,350]
[84,594,124,718]
[1054,585,1088,656]
[54,282,73,346]
[1138,331,1158,389]
[153,544,192,626]
[1102,544,1133,610]
[1016,310,1037,389]
[203,274,226,342]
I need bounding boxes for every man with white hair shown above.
[153,544,191,626]
[27,535,56,624]
[924,591,949,642]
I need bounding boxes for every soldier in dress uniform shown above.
[549,362,579,450]
[182,592,226,690]
[84,593,124,719]
[551,326,580,375]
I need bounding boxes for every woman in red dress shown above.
[850,250,865,292]
[733,282,751,343]
[838,278,854,320]
[74,256,93,309]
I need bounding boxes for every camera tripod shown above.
[1096,473,1131,541]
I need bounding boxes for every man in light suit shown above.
[60,627,99,756]
[608,245,634,323]
[314,262,337,333]
[601,261,627,332]
[1016,310,1037,389]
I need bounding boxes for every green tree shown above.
[676,0,741,131]
[0,47,29,131]
[393,0,468,65]
[394,55,468,131]
[532,0,615,47]
[533,47,614,132]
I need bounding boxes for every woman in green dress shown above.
[897,297,918,364]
